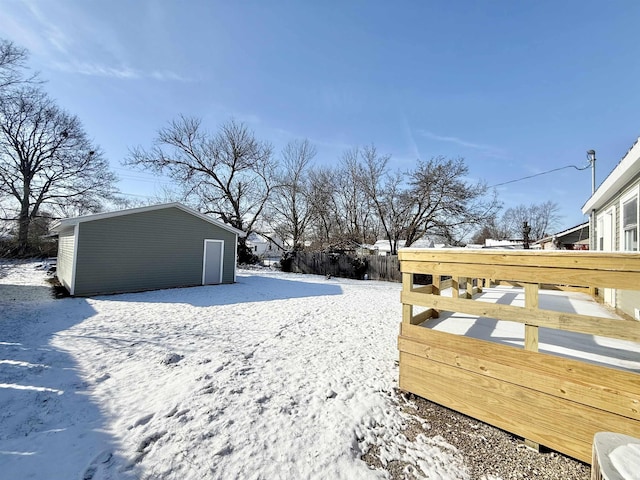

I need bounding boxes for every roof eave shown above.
[48,202,247,237]
[582,138,640,214]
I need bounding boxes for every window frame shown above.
[619,186,640,252]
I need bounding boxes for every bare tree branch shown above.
[125,117,275,262]
[0,86,117,253]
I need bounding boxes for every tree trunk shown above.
[17,199,31,255]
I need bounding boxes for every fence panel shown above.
[289,252,401,282]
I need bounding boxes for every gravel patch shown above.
[363,390,590,480]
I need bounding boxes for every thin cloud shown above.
[52,61,139,79]
[5,1,190,83]
[22,0,72,56]
[419,130,508,159]
[150,70,192,82]
[52,61,190,82]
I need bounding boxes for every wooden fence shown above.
[288,252,401,282]
[398,249,640,464]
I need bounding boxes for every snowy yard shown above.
[0,262,467,480]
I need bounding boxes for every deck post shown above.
[466,278,474,299]
[524,282,540,452]
[402,272,413,324]
[431,274,441,319]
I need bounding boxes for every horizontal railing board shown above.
[400,260,639,290]
[399,327,640,421]
[400,324,640,400]
[400,360,592,462]
[401,290,640,343]
[400,353,618,446]
[408,308,437,325]
[410,285,433,294]
[401,354,640,463]
[398,249,640,273]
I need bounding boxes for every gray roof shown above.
[49,202,246,237]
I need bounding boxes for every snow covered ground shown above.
[2,261,638,480]
[0,261,467,480]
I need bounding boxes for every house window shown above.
[597,217,604,251]
[622,194,638,251]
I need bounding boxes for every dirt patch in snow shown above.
[363,390,590,480]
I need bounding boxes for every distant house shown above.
[372,237,446,255]
[50,203,245,296]
[245,231,285,258]
[534,222,589,250]
[582,137,640,318]
[482,239,524,249]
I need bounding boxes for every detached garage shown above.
[50,203,245,296]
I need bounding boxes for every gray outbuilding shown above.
[50,203,245,296]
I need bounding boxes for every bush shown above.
[237,242,260,265]
[279,251,295,272]
[351,256,368,279]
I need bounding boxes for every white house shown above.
[582,137,640,319]
[245,231,286,258]
[372,237,446,255]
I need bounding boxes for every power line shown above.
[490,163,591,188]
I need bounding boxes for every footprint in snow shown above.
[136,430,167,454]
[95,373,110,383]
[161,353,183,365]
[82,450,113,480]
[128,413,154,430]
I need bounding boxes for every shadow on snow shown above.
[0,289,138,479]
[97,273,344,307]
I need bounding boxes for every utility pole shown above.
[587,150,596,195]
[587,150,597,250]
[523,221,531,249]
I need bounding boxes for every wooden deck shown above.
[398,249,640,464]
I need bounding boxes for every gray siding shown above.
[73,207,237,296]
[56,226,76,292]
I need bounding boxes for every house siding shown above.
[56,226,76,293]
[619,289,640,319]
[592,171,640,318]
[73,207,237,296]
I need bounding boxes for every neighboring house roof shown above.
[246,232,270,245]
[50,202,246,237]
[582,137,640,213]
[373,238,445,251]
[534,222,590,248]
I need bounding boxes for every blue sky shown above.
[2,0,640,229]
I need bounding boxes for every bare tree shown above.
[332,148,377,245]
[267,139,316,250]
[0,87,117,253]
[359,144,410,254]
[126,117,275,261]
[404,157,499,246]
[0,39,39,99]
[1,40,29,91]
[470,216,510,245]
[501,201,561,241]
[307,166,338,245]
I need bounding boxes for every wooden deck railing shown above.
[398,249,640,464]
